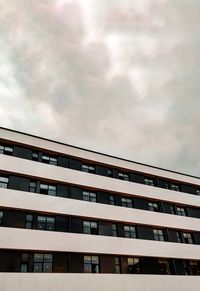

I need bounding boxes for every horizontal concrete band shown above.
[1,273,200,291]
[0,227,200,260]
[0,189,200,232]
[1,128,200,186]
[0,155,200,208]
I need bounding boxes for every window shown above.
[170,184,180,191]
[121,197,132,208]
[148,202,159,212]
[82,164,95,174]
[32,152,39,161]
[110,195,115,205]
[40,184,56,196]
[158,259,170,274]
[176,232,182,243]
[107,169,113,177]
[84,255,99,273]
[176,207,186,216]
[153,229,165,241]
[170,205,176,214]
[42,154,57,166]
[82,191,96,202]
[20,253,29,272]
[29,181,37,193]
[115,257,121,273]
[118,172,129,181]
[196,189,200,196]
[186,261,200,275]
[182,232,193,244]
[163,181,169,189]
[83,221,98,235]
[37,216,55,231]
[0,211,3,225]
[25,214,33,229]
[124,225,137,238]
[33,253,53,273]
[0,176,9,189]
[128,257,140,273]
[144,178,154,186]
[112,224,118,237]
[0,145,13,155]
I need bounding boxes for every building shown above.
[0,127,200,291]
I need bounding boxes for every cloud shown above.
[0,0,200,176]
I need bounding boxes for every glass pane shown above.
[48,190,56,196]
[83,228,91,234]
[44,254,53,262]
[0,177,8,183]
[93,264,99,273]
[46,223,54,231]
[49,186,56,190]
[83,195,89,201]
[5,147,13,152]
[34,253,43,262]
[91,222,97,228]
[38,223,46,230]
[115,257,120,264]
[40,184,48,189]
[0,183,7,189]
[0,211,3,218]
[92,256,99,264]
[84,263,92,273]
[83,221,90,227]
[26,215,33,222]
[115,265,120,273]
[42,156,50,161]
[43,262,52,272]
[128,258,133,265]
[90,193,96,198]
[34,263,42,272]
[84,256,91,263]
[21,264,28,272]
[46,217,55,223]
[38,216,46,222]
[90,197,96,202]
[26,222,32,229]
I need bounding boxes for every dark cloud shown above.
[0,0,200,177]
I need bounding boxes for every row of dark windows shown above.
[0,250,200,275]
[0,209,200,245]
[1,174,200,220]
[1,141,200,196]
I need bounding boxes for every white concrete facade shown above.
[0,127,200,291]
[1,273,200,291]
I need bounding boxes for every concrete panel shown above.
[18,274,36,291]
[0,273,5,291]
[1,127,200,186]
[1,273,200,291]
[2,273,21,291]
[0,155,200,207]
[0,189,200,232]
[0,227,200,260]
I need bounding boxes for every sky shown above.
[0,0,200,177]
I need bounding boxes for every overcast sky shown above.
[0,0,200,176]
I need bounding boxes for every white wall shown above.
[1,127,200,186]
[1,189,200,232]
[1,155,200,207]
[0,273,200,291]
[1,227,200,260]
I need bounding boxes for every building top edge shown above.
[0,126,199,181]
